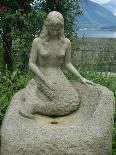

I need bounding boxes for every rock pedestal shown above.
[1,81,114,155]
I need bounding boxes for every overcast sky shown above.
[90,0,111,4]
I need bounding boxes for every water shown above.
[77,29,116,38]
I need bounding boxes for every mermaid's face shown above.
[48,23,63,37]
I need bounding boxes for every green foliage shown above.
[0,38,4,70]
[64,68,116,95]
[0,69,32,123]
[0,0,82,71]
[1,7,46,70]
[10,10,46,71]
[37,0,82,38]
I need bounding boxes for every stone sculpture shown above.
[1,11,114,155]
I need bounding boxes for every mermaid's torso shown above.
[24,38,80,116]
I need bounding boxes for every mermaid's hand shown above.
[80,78,96,86]
[19,110,34,119]
[45,80,57,91]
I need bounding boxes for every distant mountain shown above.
[102,3,116,16]
[76,0,116,30]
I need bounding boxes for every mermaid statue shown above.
[1,11,114,155]
[19,11,94,118]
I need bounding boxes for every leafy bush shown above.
[0,69,32,123]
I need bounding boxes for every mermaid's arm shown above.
[64,39,95,85]
[29,38,46,82]
[29,38,57,90]
[64,39,84,80]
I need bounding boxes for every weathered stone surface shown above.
[1,81,114,155]
[19,73,80,118]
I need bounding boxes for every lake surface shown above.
[77,29,116,38]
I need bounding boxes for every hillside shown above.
[76,0,116,30]
[102,3,116,16]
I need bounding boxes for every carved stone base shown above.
[1,81,114,155]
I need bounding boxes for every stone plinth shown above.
[1,81,114,155]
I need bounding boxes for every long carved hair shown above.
[40,11,65,44]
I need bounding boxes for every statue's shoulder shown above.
[64,38,71,47]
[32,37,42,46]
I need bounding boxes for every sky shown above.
[90,0,112,4]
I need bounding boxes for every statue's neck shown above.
[49,35,59,41]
